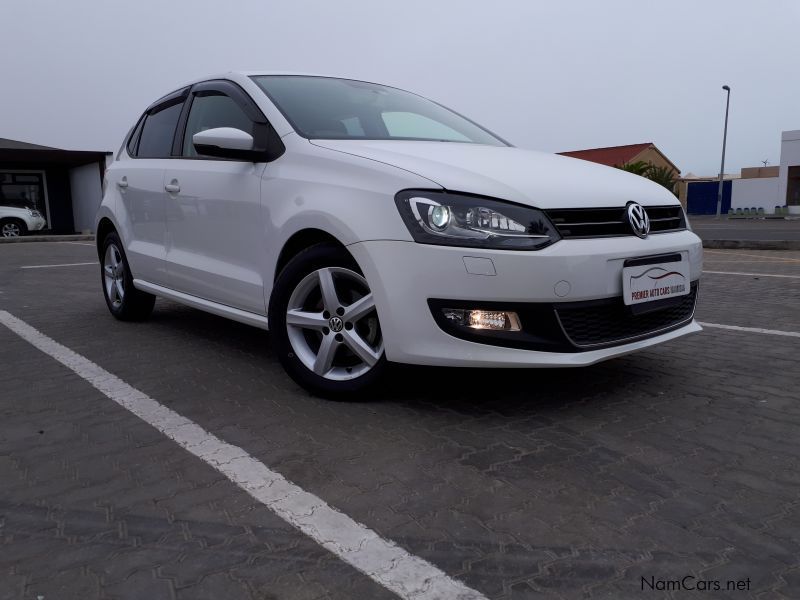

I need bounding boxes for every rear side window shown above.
[137,102,183,158]
[182,94,253,157]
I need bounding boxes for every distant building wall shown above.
[741,166,779,179]
[69,162,102,233]
[686,180,732,215]
[778,130,800,214]
[731,177,780,212]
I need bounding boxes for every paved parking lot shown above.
[1,242,799,600]
[690,216,800,242]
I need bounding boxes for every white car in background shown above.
[0,205,46,237]
[95,72,702,398]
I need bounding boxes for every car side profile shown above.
[96,72,702,398]
[1,204,46,237]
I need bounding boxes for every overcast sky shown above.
[2,0,798,175]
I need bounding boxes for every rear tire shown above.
[100,232,155,321]
[1,218,26,237]
[269,243,388,399]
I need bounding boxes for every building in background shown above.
[558,142,680,174]
[0,138,111,234]
[679,172,739,214]
[778,130,800,213]
[684,130,800,215]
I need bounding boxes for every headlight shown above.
[395,191,560,250]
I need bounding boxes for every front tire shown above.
[269,244,387,399]
[1,218,26,237]
[100,232,155,321]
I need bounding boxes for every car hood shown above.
[310,140,678,209]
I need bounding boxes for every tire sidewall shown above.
[269,244,387,399]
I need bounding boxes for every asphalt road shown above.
[1,242,799,599]
[690,215,800,241]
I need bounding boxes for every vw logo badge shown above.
[626,202,650,238]
[328,316,344,333]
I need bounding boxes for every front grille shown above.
[546,205,685,238]
[555,283,698,349]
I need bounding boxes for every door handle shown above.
[117,177,128,189]
[165,181,180,194]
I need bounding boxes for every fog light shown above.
[442,309,521,331]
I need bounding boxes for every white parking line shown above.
[699,322,800,338]
[57,241,95,247]
[703,270,800,279]
[20,262,97,269]
[704,250,800,263]
[0,310,486,600]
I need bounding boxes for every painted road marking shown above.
[703,270,800,279]
[57,241,95,247]
[20,262,97,269]
[704,250,800,263]
[0,310,486,600]
[699,322,800,338]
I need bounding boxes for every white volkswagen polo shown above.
[96,72,702,398]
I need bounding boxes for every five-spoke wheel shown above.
[100,232,155,321]
[286,266,382,381]
[103,243,126,309]
[269,243,387,398]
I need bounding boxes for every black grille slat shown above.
[546,205,685,238]
[555,284,697,348]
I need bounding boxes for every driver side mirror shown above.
[193,127,265,161]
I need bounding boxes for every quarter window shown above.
[137,102,183,158]
[182,94,253,157]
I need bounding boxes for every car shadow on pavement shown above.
[146,302,651,417]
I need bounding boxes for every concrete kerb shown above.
[0,235,95,244]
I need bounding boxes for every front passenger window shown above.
[183,94,254,157]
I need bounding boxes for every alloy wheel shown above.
[103,243,126,308]
[286,267,383,381]
[2,222,21,237]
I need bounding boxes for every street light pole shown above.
[716,85,731,218]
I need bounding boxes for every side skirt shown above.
[133,279,269,331]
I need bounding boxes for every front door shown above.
[164,86,267,314]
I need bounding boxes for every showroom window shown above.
[0,171,49,225]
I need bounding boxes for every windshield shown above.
[251,75,507,146]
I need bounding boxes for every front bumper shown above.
[27,216,47,231]
[348,231,703,367]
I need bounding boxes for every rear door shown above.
[163,81,268,314]
[119,91,186,286]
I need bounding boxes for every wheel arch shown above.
[273,228,352,282]
[95,217,118,258]
[0,216,26,236]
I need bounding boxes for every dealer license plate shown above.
[622,256,690,306]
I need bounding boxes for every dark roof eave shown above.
[0,148,111,168]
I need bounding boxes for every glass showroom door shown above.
[0,171,49,229]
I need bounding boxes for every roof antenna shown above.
[761,159,769,167]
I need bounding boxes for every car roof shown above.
[179,71,387,89]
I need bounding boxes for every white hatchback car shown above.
[0,205,47,237]
[96,72,702,397]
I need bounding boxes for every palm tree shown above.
[646,166,678,195]
[616,161,677,195]
[616,161,652,176]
